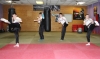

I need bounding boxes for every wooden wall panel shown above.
[3,5,87,32]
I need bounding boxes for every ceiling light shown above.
[77,2,85,5]
[6,1,12,3]
[36,1,43,4]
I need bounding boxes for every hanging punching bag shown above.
[8,8,16,32]
[44,7,51,32]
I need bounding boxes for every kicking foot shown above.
[0,18,10,24]
[94,21,99,26]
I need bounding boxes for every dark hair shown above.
[85,14,89,16]
[13,12,16,14]
[39,12,42,14]
[12,13,17,17]
[59,13,63,16]
[59,13,62,15]
[12,13,17,15]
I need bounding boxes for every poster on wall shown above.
[94,6,97,16]
[50,5,60,11]
[73,8,84,20]
[33,5,60,11]
[33,5,44,11]
[52,13,72,22]
[51,13,59,22]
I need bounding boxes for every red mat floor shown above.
[0,43,100,59]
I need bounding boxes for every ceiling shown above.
[0,0,98,6]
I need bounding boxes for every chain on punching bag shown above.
[44,7,51,32]
[8,8,16,32]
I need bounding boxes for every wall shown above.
[0,4,3,30]
[3,5,87,31]
[87,0,100,34]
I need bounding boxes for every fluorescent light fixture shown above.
[6,1,12,3]
[36,1,43,4]
[77,2,85,5]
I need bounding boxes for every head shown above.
[12,13,17,18]
[39,12,42,17]
[85,14,89,19]
[59,13,63,17]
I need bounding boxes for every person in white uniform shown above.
[0,13,22,47]
[83,14,99,46]
[58,13,68,41]
[34,12,45,41]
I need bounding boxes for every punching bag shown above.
[8,8,16,32]
[44,7,51,32]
